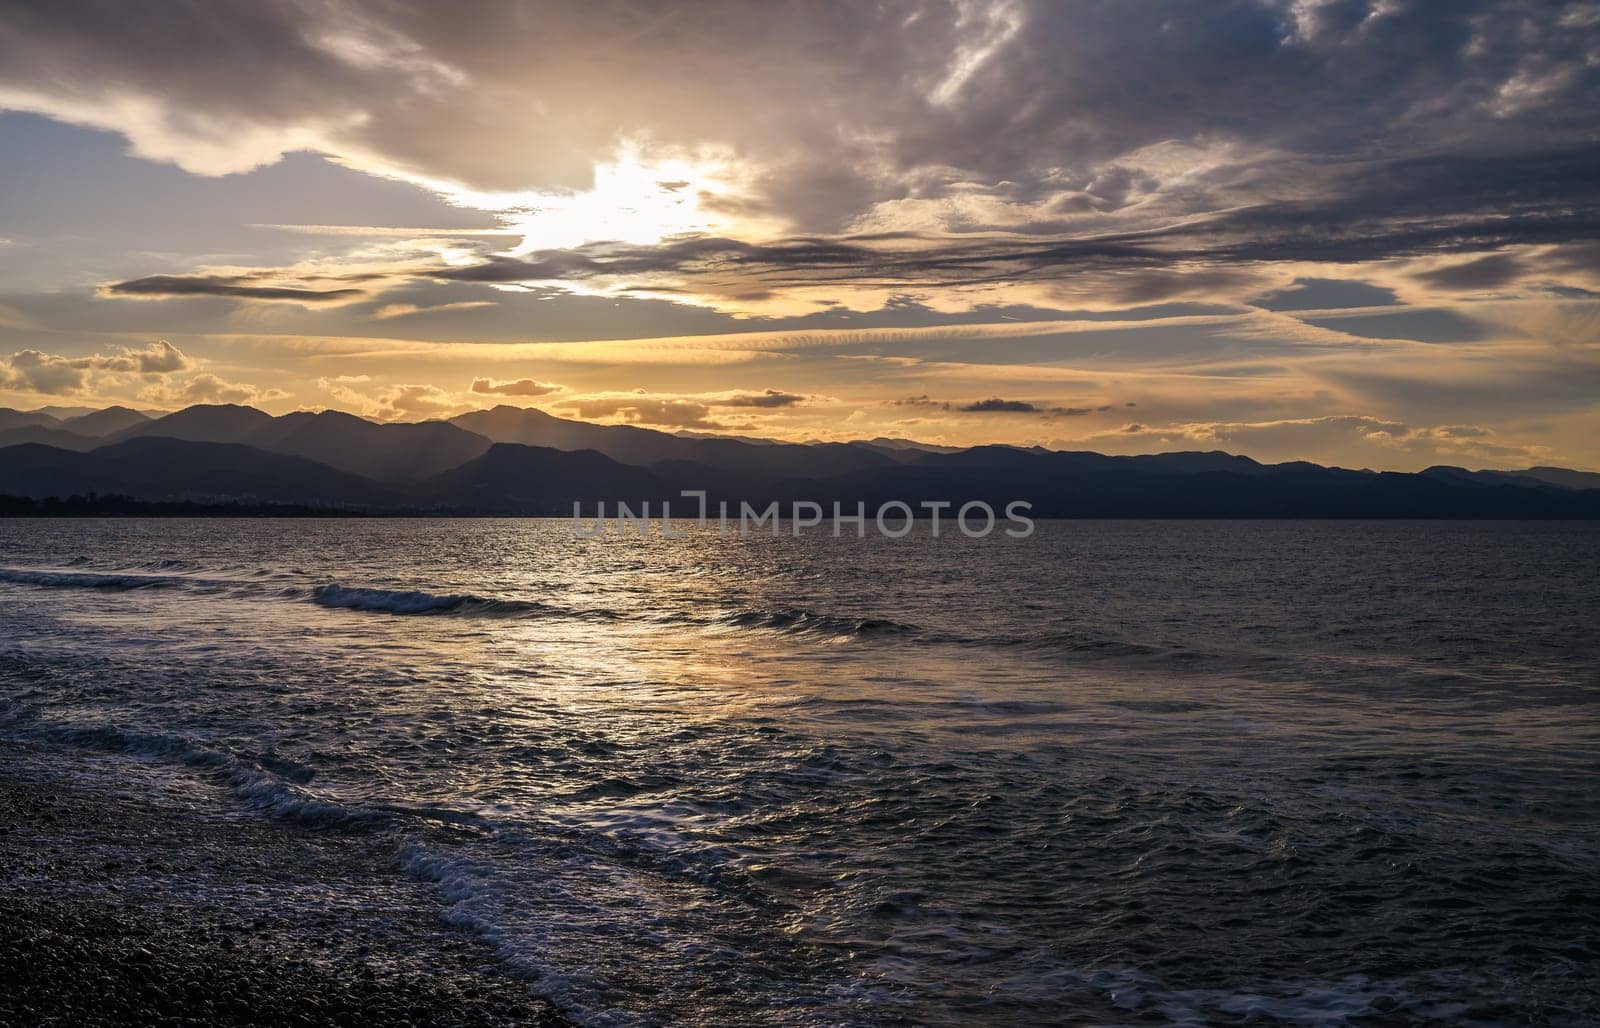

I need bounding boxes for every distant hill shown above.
[0,438,399,508]
[1499,466,1600,491]
[0,443,137,497]
[0,404,154,449]
[0,407,63,432]
[808,460,1600,518]
[251,410,491,482]
[111,404,492,481]
[857,437,966,459]
[1422,465,1600,492]
[450,404,893,479]
[2,402,1598,517]
[59,405,150,437]
[29,405,103,421]
[108,403,277,445]
[0,425,101,451]
[450,405,691,465]
[424,443,668,513]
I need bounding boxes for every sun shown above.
[416,142,781,253]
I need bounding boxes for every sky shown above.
[1,0,1598,470]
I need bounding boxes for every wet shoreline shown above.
[0,742,570,1027]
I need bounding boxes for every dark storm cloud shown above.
[106,274,367,303]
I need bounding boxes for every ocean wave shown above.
[309,583,594,620]
[0,709,494,832]
[0,566,188,591]
[119,558,200,572]
[983,629,1159,658]
[0,562,1168,661]
[0,562,610,623]
[3,561,918,641]
[712,607,921,638]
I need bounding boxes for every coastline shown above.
[0,742,570,1027]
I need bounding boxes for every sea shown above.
[2,518,1597,1025]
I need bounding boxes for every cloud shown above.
[3,3,1600,468]
[0,340,192,395]
[32,0,1598,325]
[960,398,1042,413]
[1,350,89,394]
[559,397,722,430]
[377,383,462,419]
[172,373,288,405]
[1410,254,1527,291]
[371,301,496,319]
[417,169,1600,309]
[1088,415,1550,471]
[552,387,814,428]
[470,377,563,397]
[718,389,806,408]
[897,394,1111,416]
[3,1,1595,251]
[106,274,367,304]
[309,377,477,420]
[127,339,191,373]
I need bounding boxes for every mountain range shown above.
[3,403,1599,517]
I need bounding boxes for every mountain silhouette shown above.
[0,407,65,432]
[1421,464,1600,491]
[59,405,151,437]
[3,403,1599,517]
[247,410,491,482]
[112,404,491,481]
[424,443,669,513]
[0,437,397,507]
[0,405,156,450]
[0,424,103,451]
[106,403,278,445]
[450,404,893,479]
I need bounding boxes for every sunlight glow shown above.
[428,144,776,253]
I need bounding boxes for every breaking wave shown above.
[308,584,580,619]
[0,566,189,591]
[0,564,610,622]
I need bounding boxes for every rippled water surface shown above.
[2,519,1598,1025]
